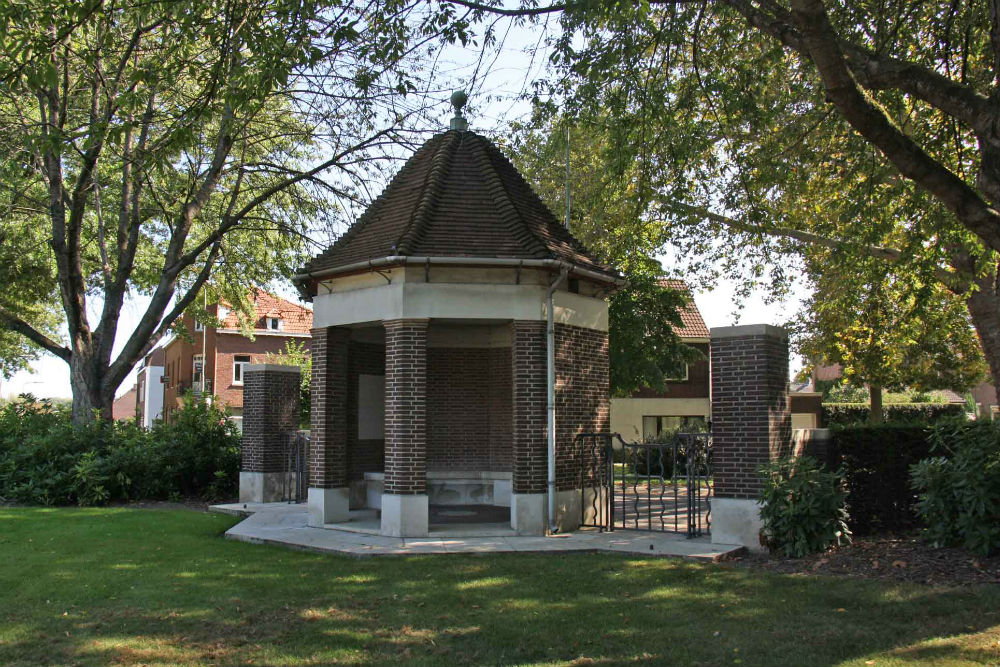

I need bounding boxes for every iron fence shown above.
[577,431,712,537]
[282,430,309,503]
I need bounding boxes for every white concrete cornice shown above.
[710,324,787,340]
[246,363,302,374]
[311,281,609,332]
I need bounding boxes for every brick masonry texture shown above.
[242,367,301,474]
[710,332,791,499]
[309,327,350,488]
[384,319,428,495]
[427,347,512,471]
[555,323,610,491]
[347,341,386,480]
[512,320,547,494]
[307,320,610,498]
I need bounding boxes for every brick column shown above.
[381,318,429,537]
[307,326,351,526]
[240,364,301,502]
[710,324,791,549]
[555,323,610,532]
[510,320,547,534]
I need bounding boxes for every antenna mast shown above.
[564,125,571,229]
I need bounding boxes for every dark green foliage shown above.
[0,394,240,506]
[823,403,965,426]
[911,421,1000,556]
[833,424,934,535]
[759,456,851,558]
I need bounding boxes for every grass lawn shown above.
[1,508,999,666]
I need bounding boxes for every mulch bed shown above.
[732,534,1000,586]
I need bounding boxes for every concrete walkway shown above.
[211,502,745,561]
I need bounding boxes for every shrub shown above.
[0,393,240,506]
[823,403,965,426]
[832,424,933,535]
[911,421,1000,556]
[759,456,851,558]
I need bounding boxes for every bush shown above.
[0,394,240,506]
[823,403,965,426]
[911,421,1000,556]
[832,424,933,535]
[758,456,851,558]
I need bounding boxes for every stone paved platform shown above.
[210,502,745,560]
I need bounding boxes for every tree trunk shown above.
[69,352,113,424]
[965,279,1000,394]
[869,383,884,424]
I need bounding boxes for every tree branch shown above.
[667,201,964,290]
[787,0,1000,255]
[0,306,70,361]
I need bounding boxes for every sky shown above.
[1,13,810,401]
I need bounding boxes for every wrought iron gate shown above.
[578,432,713,537]
[281,430,309,503]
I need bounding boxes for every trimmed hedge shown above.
[823,402,965,426]
[832,424,933,535]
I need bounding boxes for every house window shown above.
[642,415,706,441]
[194,320,204,332]
[193,354,204,388]
[217,305,229,321]
[266,317,282,331]
[666,363,689,382]
[233,355,252,385]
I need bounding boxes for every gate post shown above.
[240,364,302,503]
[710,324,791,550]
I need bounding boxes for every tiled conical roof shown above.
[300,130,618,283]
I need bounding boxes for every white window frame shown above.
[194,320,204,332]
[193,354,204,387]
[666,362,689,382]
[267,316,282,331]
[233,355,252,386]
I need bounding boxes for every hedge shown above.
[0,394,240,506]
[823,402,965,426]
[832,424,934,535]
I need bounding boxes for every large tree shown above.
[506,117,699,396]
[797,255,985,422]
[444,0,1000,392]
[0,0,457,421]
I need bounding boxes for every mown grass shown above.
[1,507,998,666]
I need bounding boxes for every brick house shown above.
[287,99,621,537]
[156,290,312,427]
[609,279,712,441]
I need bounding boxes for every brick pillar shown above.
[381,318,429,537]
[555,323,610,532]
[710,324,791,549]
[510,320,547,534]
[240,364,301,503]
[307,326,351,526]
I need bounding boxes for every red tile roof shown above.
[300,131,618,287]
[112,384,138,421]
[218,289,313,334]
[659,279,710,339]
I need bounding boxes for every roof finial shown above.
[450,90,469,131]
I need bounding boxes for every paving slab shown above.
[210,502,744,561]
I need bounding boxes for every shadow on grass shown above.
[1,507,998,666]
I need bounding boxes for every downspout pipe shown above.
[546,266,570,534]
